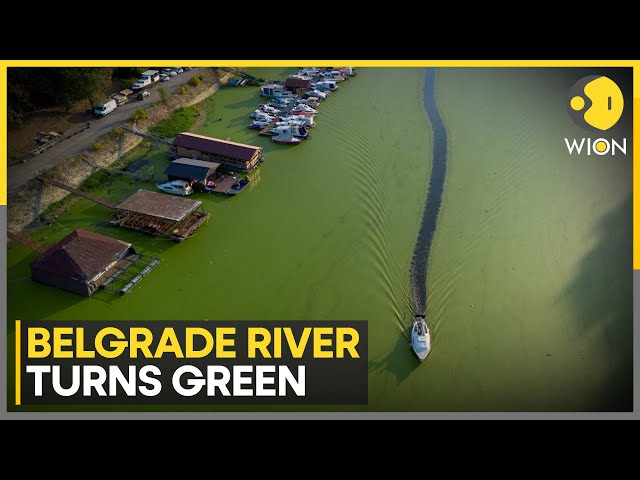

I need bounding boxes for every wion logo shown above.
[564,75,626,156]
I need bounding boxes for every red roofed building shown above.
[172,132,263,172]
[30,229,135,297]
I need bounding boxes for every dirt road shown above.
[7,68,207,195]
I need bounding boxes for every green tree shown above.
[130,108,149,123]
[63,68,113,110]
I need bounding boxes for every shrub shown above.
[91,141,105,151]
[178,85,188,95]
[159,86,169,105]
[189,76,201,87]
[130,108,149,123]
[82,173,109,191]
[113,127,124,137]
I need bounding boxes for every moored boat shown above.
[156,179,194,196]
[270,124,310,139]
[227,178,250,195]
[248,118,274,129]
[272,134,303,145]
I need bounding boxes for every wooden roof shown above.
[30,229,132,282]
[173,132,261,161]
[116,189,202,221]
[284,76,312,88]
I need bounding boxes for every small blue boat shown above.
[411,314,431,362]
[227,178,250,195]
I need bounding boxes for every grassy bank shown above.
[149,105,199,138]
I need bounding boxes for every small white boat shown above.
[270,98,296,108]
[321,71,348,81]
[260,83,297,98]
[298,67,321,77]
[260,104,281,115]
[281,115,316,127]
[313,80,339,91]
[272,134,303,145]
[309,89,329,99]
[297,97,320,108]
[270,124,310,139]
[290,103,318,114]
[156,180,193,196]
[411,314,431,362]
[250,111,276,121]
[248,118,273,129]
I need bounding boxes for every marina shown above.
[248,67,356,143]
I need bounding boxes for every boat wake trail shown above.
[410,68,448,317]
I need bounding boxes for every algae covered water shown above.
[7,67,632,411]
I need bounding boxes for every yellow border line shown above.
[1,60,640,67]
[635,68,639,269]
[0,66,6,206]
[15,320,21,406]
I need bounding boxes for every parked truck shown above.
[132,70,160,90]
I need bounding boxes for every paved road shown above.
[8,68,207,194]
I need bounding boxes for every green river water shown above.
[7,67,633,411]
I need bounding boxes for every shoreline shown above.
[7,70,231,233]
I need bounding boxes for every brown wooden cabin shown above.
[172,132,263,172]
[30,229,135,297]
[284,75,312,94]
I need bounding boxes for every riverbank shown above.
[7,69,231,232]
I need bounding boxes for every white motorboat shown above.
[260,104,281,115]
[156,180,193,196]
[306,89,329,99]
[248,118,273,129]
[269,124,310,139]
[272,134,303,145]
[313,80,339,91]
[249,110,276,120]
[290,103,318,114]
[260,83,297,98]
[411,314,432,362]
[281,114,315,127]
[321,71,348,81]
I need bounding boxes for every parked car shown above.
[137,91,150,100]
[160,73,170,82]
[173,67,184,74]
[183,67,193,71]
[163,68,177,77]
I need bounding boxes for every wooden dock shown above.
[80,154,162,183]
[35,174,116,209]
[7,231,47,253]
[122,126,173,146]
[259,118,279,136]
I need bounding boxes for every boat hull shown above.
[411,318,432,362]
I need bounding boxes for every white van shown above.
[94,99,117,118]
